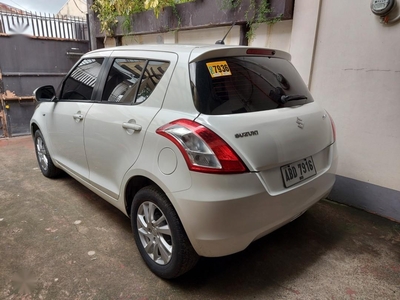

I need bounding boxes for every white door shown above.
[83,56,176,198]
[46,102,93,178]
[47,57,105,179]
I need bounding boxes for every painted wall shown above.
[250,21,293,51]
[291,0,400,221]
[309,0,400,192]
[118,22,292,52]
[58,0,87,18]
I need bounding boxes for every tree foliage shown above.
[92,0,280,40]
[220,0,281,41]
[92,0,192,36]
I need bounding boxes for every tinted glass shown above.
[61,58,104,100]
[190,56,313,115]
[102,59,170,104]
[102,59,146,103]
[135,60,170,104]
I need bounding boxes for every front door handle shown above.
[122,122,142,132]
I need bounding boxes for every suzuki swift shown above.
[31,44,338,278]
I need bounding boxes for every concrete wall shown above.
[119,26,242,46]
[251,21,293,51]
[117,21,293,52]
[311,0,400,191]
[104,0,400,221]
[291,0,400,221]
[59,0,87,18]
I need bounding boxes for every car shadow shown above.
[169,202,347,297]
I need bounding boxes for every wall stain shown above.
[343,68,400,73]
[366,69,391,72]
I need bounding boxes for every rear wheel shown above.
[34,130,61,178]
[131,186,199,279]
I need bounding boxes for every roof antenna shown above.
[215,21,236,45]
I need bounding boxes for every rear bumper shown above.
[172,143,338,257]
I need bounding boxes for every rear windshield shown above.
[189,56,314,115]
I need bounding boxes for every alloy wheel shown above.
[36,137,49,171]
[137,201,173,265]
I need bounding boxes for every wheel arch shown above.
[124,175,159,218]
[123,174,184,225]
[31,122,40,138]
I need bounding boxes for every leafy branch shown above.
[92,0,192,37]
[220,0,281,41]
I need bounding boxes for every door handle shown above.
[122,122,142,132]
[73,113,84,121]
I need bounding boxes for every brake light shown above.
[327,112,336,143]
[246,49,275,56]
[156,119,248,174]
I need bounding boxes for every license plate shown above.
[281,156,317,188]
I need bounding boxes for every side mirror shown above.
[33,85,57,102]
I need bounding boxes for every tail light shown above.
[327,112,336,143]
[156,119,248,174]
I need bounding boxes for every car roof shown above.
[87,44,291,61]
[91,44,210,54]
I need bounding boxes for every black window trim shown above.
[57,56,171,105]
[58,57,106,103]
[96,57,171,106]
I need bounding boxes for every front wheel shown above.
[131,186,199,279]
[34,130,61,178]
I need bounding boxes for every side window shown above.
[102,59,146,103]
[135,60,170,104]
[61,58,104,100]
[102,59,170,104]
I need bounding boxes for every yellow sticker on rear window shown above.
[206,61,232,78]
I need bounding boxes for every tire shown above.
[131,186,199,279]
[34,130,62,178]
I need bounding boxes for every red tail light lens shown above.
[156,119,248,174]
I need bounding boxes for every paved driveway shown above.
[1,136,399,299]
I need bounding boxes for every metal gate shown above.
[0,10,89,137]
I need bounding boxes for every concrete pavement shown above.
[0,136,399,299]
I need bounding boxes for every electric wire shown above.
[73,0,86,14]
[7,0,28,11]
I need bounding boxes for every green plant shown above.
[92,0,192,37]
[220,0,241,9]
[220,0,281,41]
[92,0,120,36]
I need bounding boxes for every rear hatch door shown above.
[190,51,334,189]
[195,103,333,171]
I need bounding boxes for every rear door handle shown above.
[73,113,84,121]
[122,122,142,132]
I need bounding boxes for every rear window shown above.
[189,56,314,115]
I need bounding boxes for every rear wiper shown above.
[280,94,308,104]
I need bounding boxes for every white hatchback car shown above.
[31,44,337,278]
